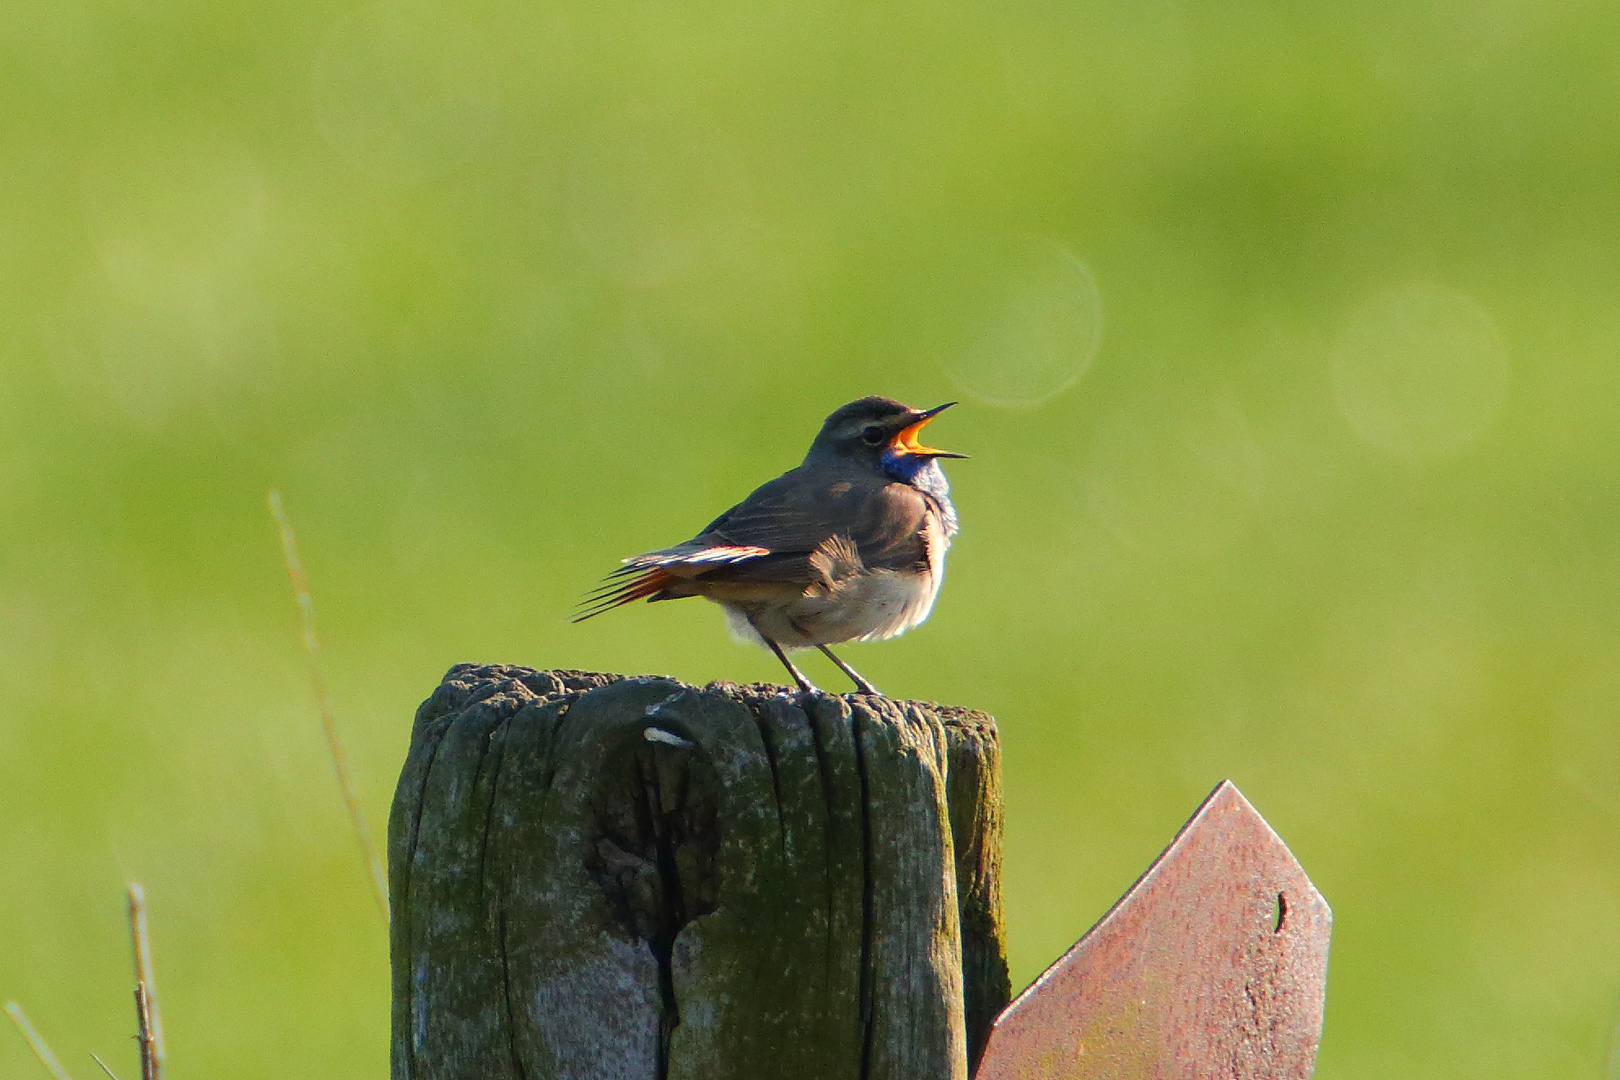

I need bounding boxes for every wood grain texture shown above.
[389,665,1008,1080]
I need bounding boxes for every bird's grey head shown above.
[805,397,965,489]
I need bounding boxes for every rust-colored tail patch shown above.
[573,567,677,622]
[574,544,771,622]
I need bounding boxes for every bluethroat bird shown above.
[576,397,965,695]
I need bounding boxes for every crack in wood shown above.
[743,700,789,853]
[586,736,719,1080]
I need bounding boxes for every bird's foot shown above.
[790,673,823,696]
[757,628,825,696]
[817,645,882,696]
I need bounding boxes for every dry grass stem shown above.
[124,885,163,1072]
[133,984,157,1080]
[267,489,390,919]
[89,1053,123,1080]
[4,1001,75,1080]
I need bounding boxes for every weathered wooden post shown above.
[389,664,1010,1080]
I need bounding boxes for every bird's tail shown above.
[573,565,677,622]
[573,543,770,622]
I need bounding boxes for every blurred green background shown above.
[4,0,1620,1076]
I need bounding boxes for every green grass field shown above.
[4,0,1620,1076]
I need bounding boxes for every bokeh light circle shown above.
[940,235,1103,408]
[1331,283,1509,458]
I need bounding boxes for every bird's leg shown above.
[817,645,881,696]
[748,616,821,694]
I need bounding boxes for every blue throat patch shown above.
[881,449,958,536]
[881,448,929,483]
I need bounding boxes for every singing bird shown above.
[576,397,965,695]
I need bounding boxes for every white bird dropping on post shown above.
[975,781,1331,1080]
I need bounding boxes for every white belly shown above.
[720,565,942,649]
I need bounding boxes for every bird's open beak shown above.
[893,402,967,459]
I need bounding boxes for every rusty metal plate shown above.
[976,780,1331,1080]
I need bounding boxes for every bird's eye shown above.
[860,425,885,446]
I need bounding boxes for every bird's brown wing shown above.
[692,467,849,553]
[697,467,933,581]
[576,465,935,619]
